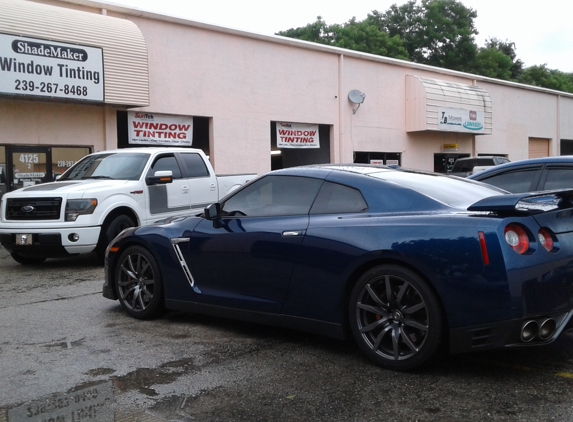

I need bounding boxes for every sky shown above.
[101,0,573,72]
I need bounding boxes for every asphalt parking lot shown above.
[2,246,573,421]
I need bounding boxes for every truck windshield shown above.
[59,153,150,181]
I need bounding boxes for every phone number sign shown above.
[0,33,104,102]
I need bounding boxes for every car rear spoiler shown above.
[467,189,573,216]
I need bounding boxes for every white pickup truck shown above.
[0,147,256,264]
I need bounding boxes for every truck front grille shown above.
[6,197,62,220]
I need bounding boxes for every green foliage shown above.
[473,48,513,79]
[366,0,478,72]
[330,19,410,59]
[276,16,332,45]
[518,65,573,92]
[277,17,409,60]
[275,1,573,93]
[483,38,524,80]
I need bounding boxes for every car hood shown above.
[7,179,133,194]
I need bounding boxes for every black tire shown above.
[349,265,444,371]
[10,252,46,265]
[114,245,164,319]
[95,214,135,261]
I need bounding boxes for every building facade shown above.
[1,0,573,196]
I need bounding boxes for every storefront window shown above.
[0,146,6,197]
[52,147,91,180]
[353,152,401,166]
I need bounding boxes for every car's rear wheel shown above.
[115,245,164,319]
[349,264,443,371]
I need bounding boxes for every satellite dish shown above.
[348,89,366,104]
[348,89,366,114]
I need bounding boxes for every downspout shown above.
[337,54,344,163]
[556,95,561,155]
[471,79,477,156]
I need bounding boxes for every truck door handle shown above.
[282,230,305,237]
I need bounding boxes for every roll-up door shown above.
[529,138,550,159]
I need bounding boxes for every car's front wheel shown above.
[114,245,164,319]
[349,264,444,371]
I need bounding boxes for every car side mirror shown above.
[146,170,173,186]
[204,203,221,220]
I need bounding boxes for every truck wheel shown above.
[10,252,46,265]
[95,215,135,262]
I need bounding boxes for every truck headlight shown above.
[65,199,98,221]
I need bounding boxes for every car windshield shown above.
[59,153,150,181]
[370,170,507,208]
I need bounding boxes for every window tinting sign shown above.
[0,33,104,102]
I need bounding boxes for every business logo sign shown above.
[0,33,104,102]
[128,112,194,146]
[276,122,320,149]
[438,107,485,134]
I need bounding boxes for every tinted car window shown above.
[494,157,510,165]
[370,171,505,208]
[148,155,182,179]
[543,167,573,190]
[60,153,149,181]
[310,181,368,214]
[180,153,210,178]
[476,168,540,193]
[222,175,323,217]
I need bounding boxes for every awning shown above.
[0,0,149,107]
[406,75,492,134]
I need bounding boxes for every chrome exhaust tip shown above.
[521,320,538,342]
[538,318,556,340]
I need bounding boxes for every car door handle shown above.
[282,230,305,237]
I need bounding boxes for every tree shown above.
[518,65,573,93]
[330,19,409,59]
[277,17,409,61]
[276,17,332,45]
[473,47,513,80]
[367,0,478,72]
[482,38,524,80]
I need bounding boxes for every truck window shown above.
[180,153,210,178]
[148,155,182,179]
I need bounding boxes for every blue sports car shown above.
[103,164,573,370]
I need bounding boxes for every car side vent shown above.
[6,197,62,220]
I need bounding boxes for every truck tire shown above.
[95,214,135,262]
[10,252,46,265]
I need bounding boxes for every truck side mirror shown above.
[146,170,173,186]
[204,203,221,220]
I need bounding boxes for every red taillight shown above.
[538,228,555,252]
[504,224,529,254]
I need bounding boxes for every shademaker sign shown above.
[0,34,104,102]
[277,122,320,149]
[128,112,193,146]
[438,107,485,134]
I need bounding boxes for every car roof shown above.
[456,156,500,160]
[468,155,573,180]
[90,147,204,155]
